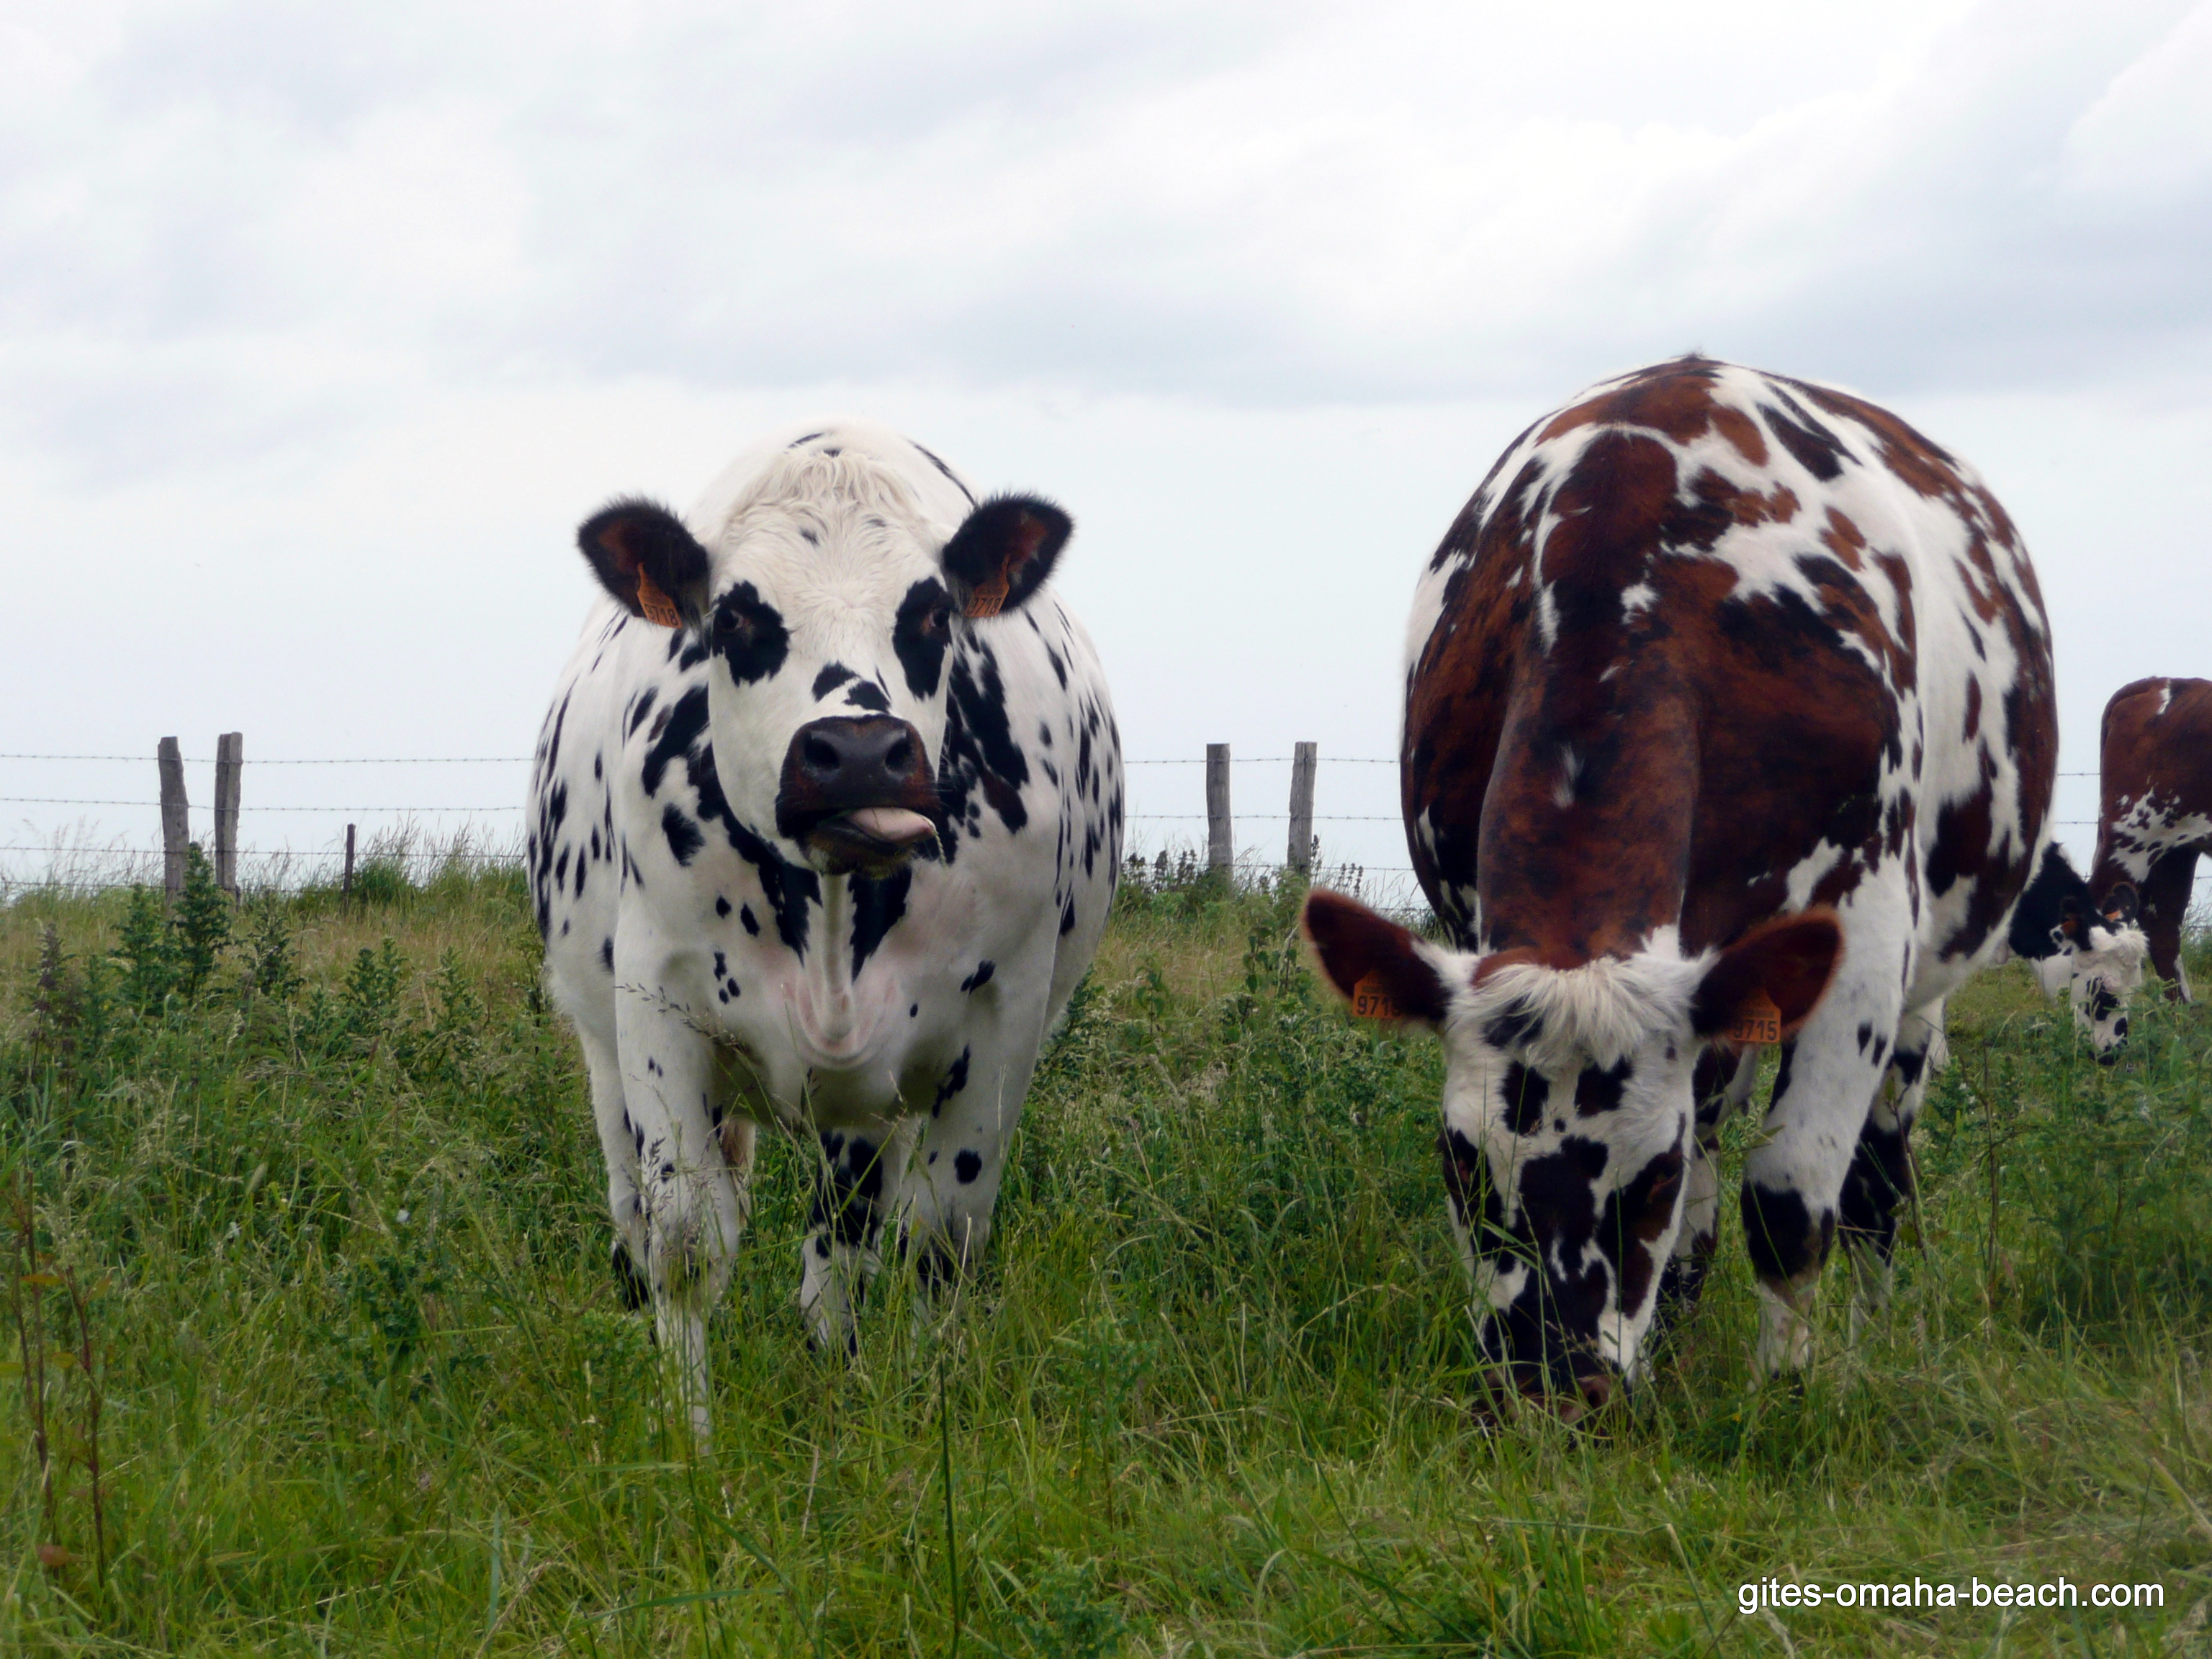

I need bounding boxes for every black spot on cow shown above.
[844,680,891,713]
[1060,896,1076,935]
[909,1003,918,1017]
[715,895,731,917]
[1573,1059,1631,1117]
[850,867,912,981]
[2007,842,2095,961]
[812,663,856,699]
[892,579,954,698]
[626,685,659,736]
[1485,999,1545,1053]
[1892,1043,1928,1088]
[642,685,711,797]
[1856,1021,1874,1054]
[709,582,791,684]
[1743,1180,1833,1285]
[662,802,706,866]
[953,1149,982,1184]
[740,904,760,937]
[1595,1137,1686,1320]
[961,961,995,993]
[611,1238,649,1310]
[932,1047,971,1117]
[1484,1135,1612,1396]
[935,639,1030,858]
[1501,1063,1546,1136]
[599,938,615,974]
[1771,1039,1797,1105]
[1839,1117,1913,1266]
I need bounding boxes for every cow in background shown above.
[1306,357,2069,1416]
[2087,676,2208,1003]
[531,423,1122,1439]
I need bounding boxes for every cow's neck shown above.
[794,874,866,1048]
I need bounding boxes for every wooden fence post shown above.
[213,732,243,896]
[1205,744,1232,874]
[343,824,356,902]
[1287,742,1316,872]
[157,737,188,902]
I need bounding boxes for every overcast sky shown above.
[4,0,2208,891]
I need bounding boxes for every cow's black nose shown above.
[794,717,916,793]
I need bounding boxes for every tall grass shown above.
[1,863,2208,1654]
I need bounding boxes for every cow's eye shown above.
[921,602,953,637]
[715,607,750,636]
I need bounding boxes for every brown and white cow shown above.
[1305,356,2078,1414]
[2087,675,2209,1004]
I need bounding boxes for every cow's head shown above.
[1302,889,1841,1419]
[2055,884,2147,1058]
[577,443,1069,877]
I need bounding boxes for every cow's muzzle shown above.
[775,716,943,875]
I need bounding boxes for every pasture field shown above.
[4,854,2211,1656]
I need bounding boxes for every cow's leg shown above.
[1658,1047,1759,1326]
[797,1118,920,1352]
[2139,848,2198,1001]
[895,1019,1043,1330]
[614,981,746,1442]
[1740,973,1899,1376]
[1838,1002,1943,1335]
[578,1025,650,1309]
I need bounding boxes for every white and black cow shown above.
[1303,358,2080,1416]
[530,423,1121,1437]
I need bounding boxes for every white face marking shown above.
[1430,941,1708,1381]
[688,446,961,856]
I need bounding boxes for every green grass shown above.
[2,861,2211,1655]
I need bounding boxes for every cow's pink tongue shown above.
[845,807,935,845]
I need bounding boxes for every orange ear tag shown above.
[964,575,1010,619]
[1725,990,1784,1046]
[1352,972,1403,1021]
[634,566,683,628]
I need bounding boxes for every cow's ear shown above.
[2101,883,2140,928]
[1691,910,1843,1043]
[2055,894,2088,946]
[579,499,711,629]
[1301,888,1452,1028]
[940,494,1071,619]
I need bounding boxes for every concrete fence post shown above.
[158,737,188,902]
[1205,743,1232,873]
[1287,742,1317,872]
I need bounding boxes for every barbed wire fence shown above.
[0,740,2114,912]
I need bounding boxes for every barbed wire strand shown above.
[0,750,2110,781]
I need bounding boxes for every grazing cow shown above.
[2088,675,2209,1002]
[2016,843,2146,1056]
[1304,356,2082,1415]
[531,423,1122,1437]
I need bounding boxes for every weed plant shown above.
[1,858,2208,1654]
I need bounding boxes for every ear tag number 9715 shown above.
[1352,973,1403,1021]
[1726,991,1784,1046]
